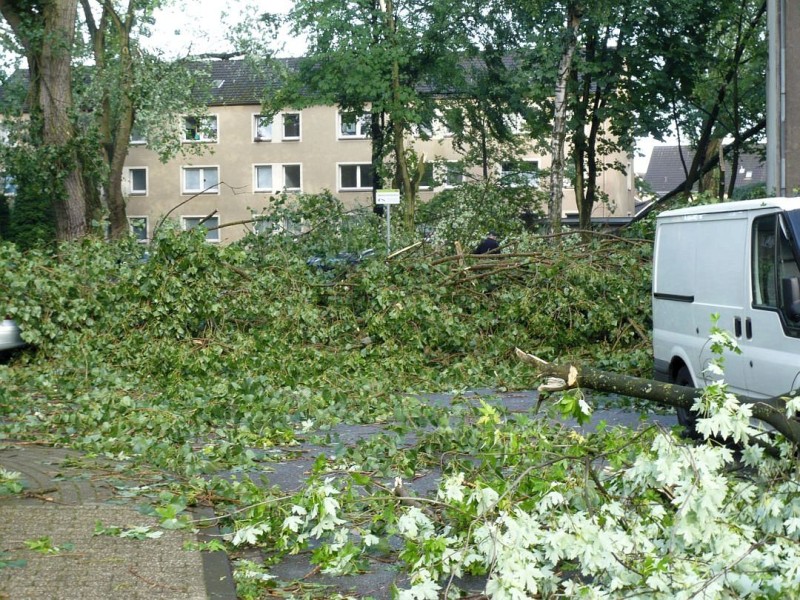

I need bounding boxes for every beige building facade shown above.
[123,60,636,243]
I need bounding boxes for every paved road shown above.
[0,388,676,599]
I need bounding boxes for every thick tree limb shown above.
[515,348,800,444]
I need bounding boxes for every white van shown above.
[652,198,800,427]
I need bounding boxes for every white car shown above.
[0,318,24,352]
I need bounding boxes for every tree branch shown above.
[514,348,800,445]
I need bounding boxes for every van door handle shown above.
[734,317,742,337]
[745,318,752,340]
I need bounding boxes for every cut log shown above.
[515,348,800,445]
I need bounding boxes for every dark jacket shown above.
[473,237,499,255]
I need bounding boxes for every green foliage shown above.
[0,222,654,596]
[94,522,164,540]
[242,191,384,259]
[23,537,73,555]
[0,140,59,249]
[416,180,545,252]
[0,223,651,472]
[732,181,767,200]
[0,194,9,240]
[0,468,25,495]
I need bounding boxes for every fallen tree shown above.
[515,348,800,446]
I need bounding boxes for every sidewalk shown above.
[0,444,236,600]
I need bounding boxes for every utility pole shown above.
[767,0,800,197]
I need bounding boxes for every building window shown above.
[415,122,434,140]
[339,164,374,190]
[130,126,146,144]
[445,162,464,187]
[282,113,300,140]
[414,111,450,139]
[1,174,17,196]
[126,167,148,195]
[501,160,539,187]
[253,214,303,236]
[182,215,220,242]
[418,164,435,190]
[128,217,148,242]
[505,113,526,135]
[254,165,273,192]
[338,111,371,138]
[182,166,219,193]
[183,115,218,142]
[282,164,301,191]
[254,115,272,141]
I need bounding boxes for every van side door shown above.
[694,214,752,395]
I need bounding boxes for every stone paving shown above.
[0,445,236,600]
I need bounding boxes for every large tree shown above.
[264,0,484,229]
[81,0,140,239]
[0,0,91,241]
[0,0,212,244]
[78,0,207,240]
[489,0,767,230]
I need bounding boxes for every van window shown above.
[753,215,778,307]
[752,214,800,323]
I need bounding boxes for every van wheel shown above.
[673,365,699,436]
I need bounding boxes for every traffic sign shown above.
[375,189,400,205]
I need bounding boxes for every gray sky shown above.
[146,0,300,58]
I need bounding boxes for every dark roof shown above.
[643,144,766,197]
[198,57,301,106]
[0,58,303,109]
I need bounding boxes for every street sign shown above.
[375,189,400,205]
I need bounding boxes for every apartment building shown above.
[124,59,636,244]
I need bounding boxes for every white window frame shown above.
[418,163,436,190]
[182,215,220,242]
[338,163,373,191]
[252,213,303,236]
[181,166,220,194]
[126,167,148,196]
[253,114,273,142]
[338,111,371,139]
[444,161,465,188]
[183,115,218,143]
[253,164,274,193]
[506,113,526,135]
[128,216,148,242]
[2,174,17,196]
[281,112,301,141]
[129,127,146,145]
[281,163,302,192]
[414,110,450,139]
[500,160,539,188]
[414,122,434,139]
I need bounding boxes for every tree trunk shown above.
[0,0,88,242]
[383,0,415,229]
[82,0,137,239]
[580,95,602,233]
[548,3,581,235]
[40,0,87,241]
[515,348,800,445]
